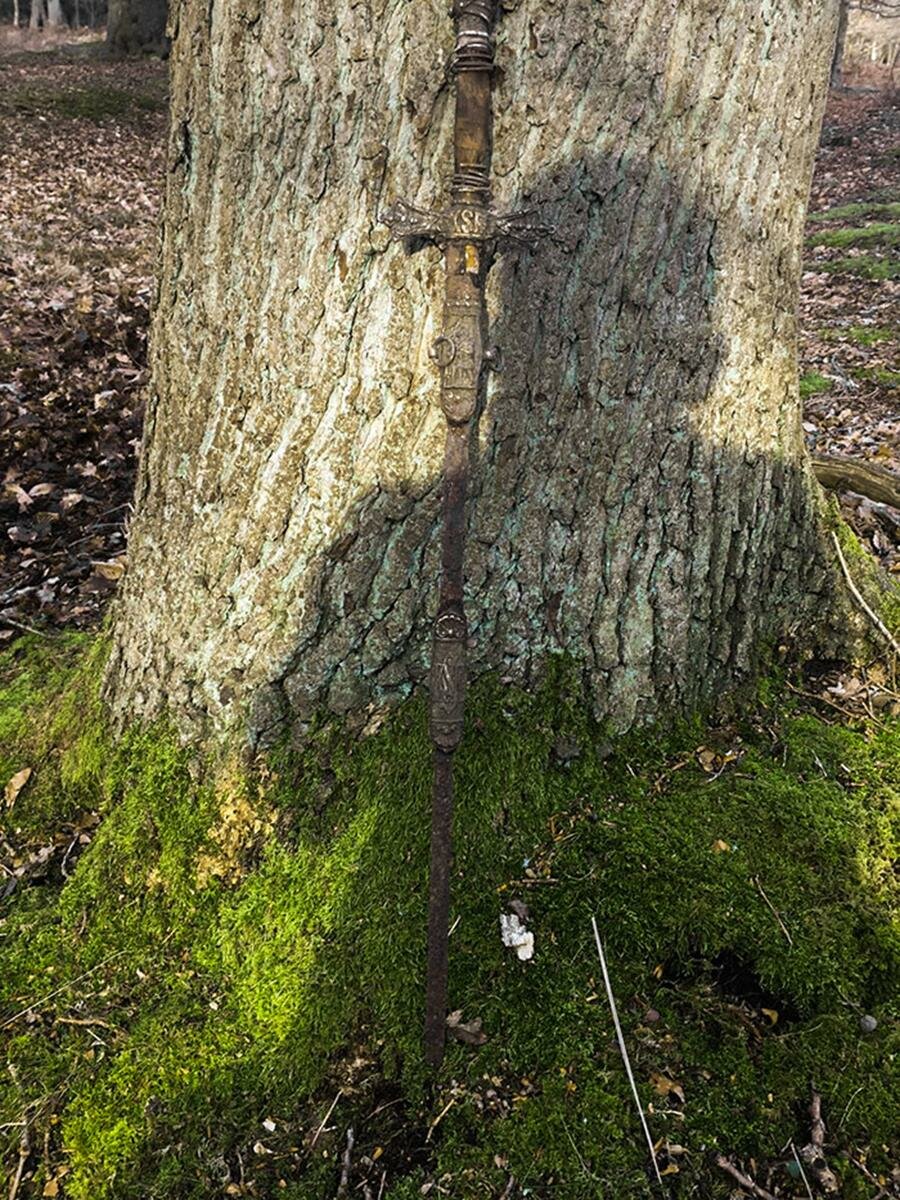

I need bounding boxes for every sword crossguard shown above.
[493,208,552,247]
[381,198,551,248]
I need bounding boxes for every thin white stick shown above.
[591,917,664,1190]
[832,532,900,655]
[790,1141,814,1200]
[309,1089,342,1148]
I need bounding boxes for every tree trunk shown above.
[107,0,167,55]
[831,0,850,87]
[29,0,43,30]
[44,0,65,27]
[106,0,846,750]
[13,0,20,29]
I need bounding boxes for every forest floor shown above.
[0,44,898,642]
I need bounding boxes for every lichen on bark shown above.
[105,0,848,748]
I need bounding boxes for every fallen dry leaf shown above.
[446,1009,488,1045]
[650,1072,685,1102]
[4,766,32,807]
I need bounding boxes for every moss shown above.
[852,366,900,389]
[0,84,166,121]
[807,222,900,250]
[819,326,895,347]
[817,255,899,281]
[808,201,900,223]
[2,644,900,1199]
[832,521,900,637]
[799,370,832,399]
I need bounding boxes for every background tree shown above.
[105,0,847,750]
[106,0,166,54]
[832,0,851,85]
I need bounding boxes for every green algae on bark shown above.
[1,637,899,1199]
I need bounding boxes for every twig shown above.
[376,1169,387,1200]
[0,949,129,1031]
[591,917,664,1191]
[752,876,794,946]
[785,680,874,723]
[714,1154,778,1200]
[810,1089,826,1152]
[336,1125,354,1197]
[426,1096,456,1142]
[848,1156,890,1198]
[310,1089,343,1148]
[832,531,900,655]
[838,1084,864,1131]
[791,1140,815,1200]
[798,1089,839,1194]
[7,1066,31,1200]
[0,615,49,639]
[498,1176,516,1199]
[60,835,80,879]
[55,1015,116,1030]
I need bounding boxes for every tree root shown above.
[813,453,900,510]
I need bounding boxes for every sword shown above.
[383,1,546,1066]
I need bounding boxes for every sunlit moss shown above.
[807,222,900,250]
[808,201,900,223]
[1,640,899,1199]
[819,325,895,347]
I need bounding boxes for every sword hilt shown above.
[380,198,550,248]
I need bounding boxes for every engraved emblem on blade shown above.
[430,337,457,369]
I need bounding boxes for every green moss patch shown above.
[807,222,900,250]
[0,83,166,121]
[808,201,900,224]
[816,255,900,281]
[799,370,832,398]
[819,326,895,347]
[852,365,900,389]
[2,640,899,1199]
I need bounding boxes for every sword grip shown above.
[428,605,467,752]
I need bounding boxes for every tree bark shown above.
[106,0,846,749]
[44,0,65,27]
[107,0,167,55]
[831,0,851,87]
[29,0,43,30]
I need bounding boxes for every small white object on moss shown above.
[500,912,534,961]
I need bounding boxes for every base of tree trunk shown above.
[3,631,899,1199]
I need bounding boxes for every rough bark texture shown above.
[107,0,844,749]
[107,0,167,55]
